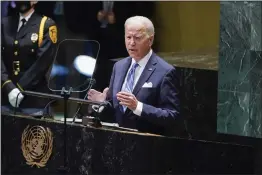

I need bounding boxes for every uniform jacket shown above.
[1,12,57,110]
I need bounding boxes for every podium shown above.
[2,114,254,174]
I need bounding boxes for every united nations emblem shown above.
[21,125,53,168]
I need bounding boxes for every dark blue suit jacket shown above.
[104,52,181,136]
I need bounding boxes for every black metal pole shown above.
[58,87,72,174]
[63,96,68,169]
[21,90,102,106]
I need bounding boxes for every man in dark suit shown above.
[1,1,57,115]
[88,16,181,136]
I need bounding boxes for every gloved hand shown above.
[8,88,24,107]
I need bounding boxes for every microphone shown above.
[89,100,112,128]
[91,100,112,113]
[103,100,112,107]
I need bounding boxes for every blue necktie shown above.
[122,62,139,112]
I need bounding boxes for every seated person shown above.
[88,16,181,136]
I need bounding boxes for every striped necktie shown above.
[122,62,139,112]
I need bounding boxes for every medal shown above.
[31,33,38,43]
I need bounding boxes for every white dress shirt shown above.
[121,49,153,116]
[17,10,35,32]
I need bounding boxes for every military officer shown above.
[1,1,58,115]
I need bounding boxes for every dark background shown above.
[2,1,155,92]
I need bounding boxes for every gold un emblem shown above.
[21,125,53,168]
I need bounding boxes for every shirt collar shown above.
[19,10,35,22]
[131,49,153,68]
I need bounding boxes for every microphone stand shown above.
[20,90,103,174]
[92,101,112,128]
[72,78,96,123]
[57,87,72,174]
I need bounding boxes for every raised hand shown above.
[116,91,138,111]
[88,87,109,102]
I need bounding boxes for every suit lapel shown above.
[132,53,157,96]
[16,12,39,39]
[115,57,131,114]
[10,15,19,38]
[115,57,132,93]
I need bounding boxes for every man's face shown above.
[15,1,37,14]
[125,24,153,60]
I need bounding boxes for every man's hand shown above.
[107,11,115,24]
[97,10,106,22]
[116,91,138,111]
[8,88,24,107]
[88,87,109,102]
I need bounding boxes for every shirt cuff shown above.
[133,101,143,116]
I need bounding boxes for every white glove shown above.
[8,88,24,107]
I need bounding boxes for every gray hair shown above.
[124,16,155,37]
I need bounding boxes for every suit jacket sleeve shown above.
[1,60,16,93]
[1,19,16,93]
[140,68,181,127]
[106,63,115,102]
[17,18,57,90]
